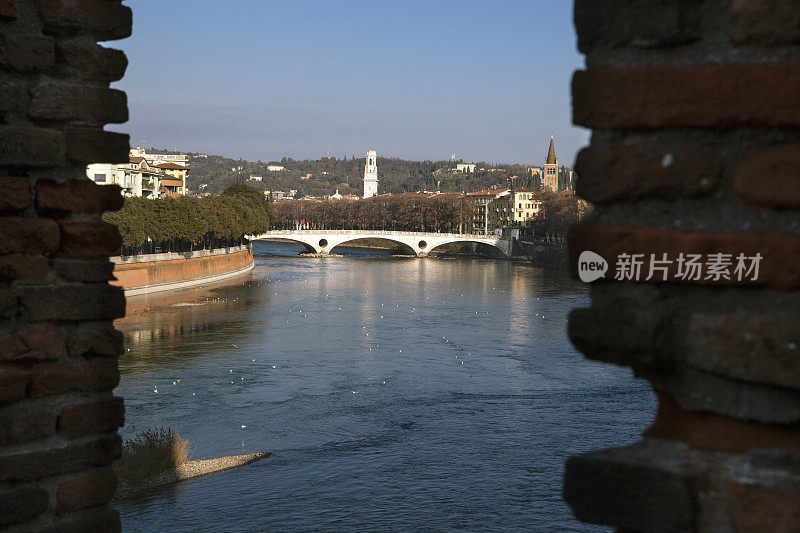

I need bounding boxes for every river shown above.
[113,241,656,532]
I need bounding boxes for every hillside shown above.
[174,150,573,196]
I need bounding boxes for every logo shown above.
[578,251,608,282]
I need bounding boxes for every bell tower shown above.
[363,150,378,198]
[543,136,559,191]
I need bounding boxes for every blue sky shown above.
[113,1,587,165]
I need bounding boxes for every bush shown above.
[114,427,191,493]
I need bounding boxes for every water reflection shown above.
[115,241,655,532]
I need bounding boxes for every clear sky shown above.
[112,0,588,166]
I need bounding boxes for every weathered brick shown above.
[730,0,800,45]
[0,367,30,403]
[28,358,119,397]
[0,125,65,167]
[29,83,127,124]
[725,480,800,531]
[0,0,16,20]
[45,505,120,533]
[0,32,54,73]
[0,255,48,281]
[0,401,57,444]
[686,312,800,390]
[568,224,800,290]
[645,389,800,452]
[0,176,32,214]
[0,434,120,482]
[564,444,694,531]
[0,216,60,254]
[574,143,721,203]
[54,258,114,282]
[572,65,800,130]
[0,487,49,527]
[58,396,123,438]
[58,221,121,257]
[37,0,132,41]
[574,0,700,53]
[0,75,25,113]
[64,129,129,165]
[568,307,671,371]
[66,321,122,357]
[0,288,17,319]
[56,468,116,512]
[734,144,800,209]
[36,179,123,216]
[18,283,125,321]
[0,323,64,361]
[56,39,127,81]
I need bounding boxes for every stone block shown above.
[57,396,124,438]
[56,39,127,81]
[57,221,121,257]
[56,468,116,512]
[0,434,120,482]
[730,0,800,45]
[17,283,125,321]
[0,487,49,527]
[0,176,31,214]
[734,144,800,209]
[37,179,123,216]
[572,65,800,130]
[574,143,721,203]
[37,0,132,41]
[0,125,65,167]
[0,216,60,255]
[28,358,119,397]
[0,401,57,444]
[0,323,65,361]
[29,83,127,124]
[0,32,54,73]
[64,129,129,165]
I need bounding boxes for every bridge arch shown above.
[428,239,508,257]
[330,236,417,256]
[252,236,319,254]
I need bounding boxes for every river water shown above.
[114,241,656,532]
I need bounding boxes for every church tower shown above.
[363,150,378,198]
[543,136,559,191]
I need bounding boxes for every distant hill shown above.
[173,150,570,196]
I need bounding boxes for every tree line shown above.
[271,195,474,233]
[103,183,272,255]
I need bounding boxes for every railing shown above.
[258,229,506,240]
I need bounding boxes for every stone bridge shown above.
[249,230,511,257]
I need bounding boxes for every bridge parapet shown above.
[249,230,511,257]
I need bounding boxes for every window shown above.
[94,173,107,183]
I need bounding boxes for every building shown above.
[456,163,477,173]
[467,189,510,234]
[543,136,559,191]
[498,190,542,225]
[86,156,161,198]
[86,148,189,198]
[267,164,285,172]
[129,146,189,167]
[363,150,378,198]
[152,162,188,197]
[248,175,262,182]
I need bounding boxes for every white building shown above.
[267,164,286,172]
[456,163,476,173]
[248,175,262,182]
[363,150,378,198]
[129,147,189,167]
[86,156,160,198]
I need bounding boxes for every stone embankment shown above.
[115,451,271,499]
[111,245,254,295]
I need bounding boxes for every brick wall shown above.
[566,0,800,530]
[0,1,130,530]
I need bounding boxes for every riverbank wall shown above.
[111,245,254,296]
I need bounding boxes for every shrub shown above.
[114,427,191,493]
